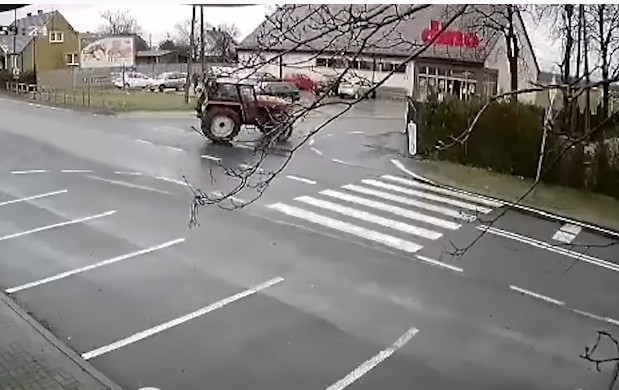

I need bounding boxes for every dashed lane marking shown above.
[114,171,143,176]
[81,277,284,360]
[0,190,68,207]
[201,154,222,162]
[10,169,47,175]
[509,285,565,306]
[415,255,464,273]
[85,175,172,195]
[165,146,184,152]
[0,210,117,243]
[154,176,189,186]
[6,238,185,293]
[61,169,94,173]
[285,175,316,185]
[325,326,419,390]
[478,225,619,273]
[310,147,323,156]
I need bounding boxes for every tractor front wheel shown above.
[201,107,241,143]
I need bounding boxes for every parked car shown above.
[150,72,187,92]
[316,75,340,96]
[113,72,154,89]
[284,73,319,92]
[256,81,301,102]
[337,75,376,99]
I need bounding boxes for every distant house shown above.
[0,10,81,73]
[136,49,182,65]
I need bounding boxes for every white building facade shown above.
[237,5,539,103]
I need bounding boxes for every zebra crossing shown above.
[267,174,504,254]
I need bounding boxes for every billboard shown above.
[80,36,135,69]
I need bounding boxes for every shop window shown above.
[359,60,374,70]
[316,57,328,67]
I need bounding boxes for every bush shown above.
[417,96,544,178]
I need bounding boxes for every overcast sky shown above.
[0,4,561,72]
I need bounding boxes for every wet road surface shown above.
[0,96,618,390]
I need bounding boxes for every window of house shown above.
[316,57,328,67]
[49,31,64,43]
[66,53,78,66]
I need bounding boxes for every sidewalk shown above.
[0,292,123,390]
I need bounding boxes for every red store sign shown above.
[421,20,481,48]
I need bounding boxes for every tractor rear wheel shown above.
[201,107,241,143]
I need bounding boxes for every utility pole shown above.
[200,5,205,80]
[184,4,196,103]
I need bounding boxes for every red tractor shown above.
[196,78,294,144]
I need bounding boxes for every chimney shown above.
[37,10,43,14]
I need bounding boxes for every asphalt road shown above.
[0,96,618,390]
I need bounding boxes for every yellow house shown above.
[0,10,80,73]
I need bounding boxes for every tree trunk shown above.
[506,5,519,94]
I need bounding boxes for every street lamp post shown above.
[535,75,558,183]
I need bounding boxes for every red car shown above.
[284,73,319,92]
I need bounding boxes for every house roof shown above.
[238,5,500,63]
[0,10,65,54]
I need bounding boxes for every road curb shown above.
[391,158,619,240]
[0,291,125,390]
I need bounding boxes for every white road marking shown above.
[552,223,582,243]
[6,238,185,293]
[81,276,284,360]
[310,147,323,156]
[165,146,184,152]
[0,190,67,208]
[415,255,464,273]
[362,179,493,214]
[85,175,172,195]
[572,309,619,327]
[267,203,423,253]
[321,189,461,230]
[201,154,222,162]
[11,169,47,175]
[309,139,315,146]
[342,184,476,222]
[295,196,442,240]
[232,143,255,150]
[211,190,246,204]
[155,176,188,186]
[325,326,419,390]
[136,139,152,145]
[239,163,265,173]
[286,175,316,185]
[331,158,353,166]
[509,285,565,306]
[391,158,619,239]
[478,225,619,273]
[61,169,94,173]
[0,210,116,243]
[348,131,364,134]
[381,174,504,208]
[114,171,143,176]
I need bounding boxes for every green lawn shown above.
[23,88,194,112]
[413,159,619,231]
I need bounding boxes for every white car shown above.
[114,72,154,89]
[337,75,376,99]
[149,72,187,92]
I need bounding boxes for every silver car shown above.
[150,72,187,92]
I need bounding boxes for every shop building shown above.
[237,5,540,102]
